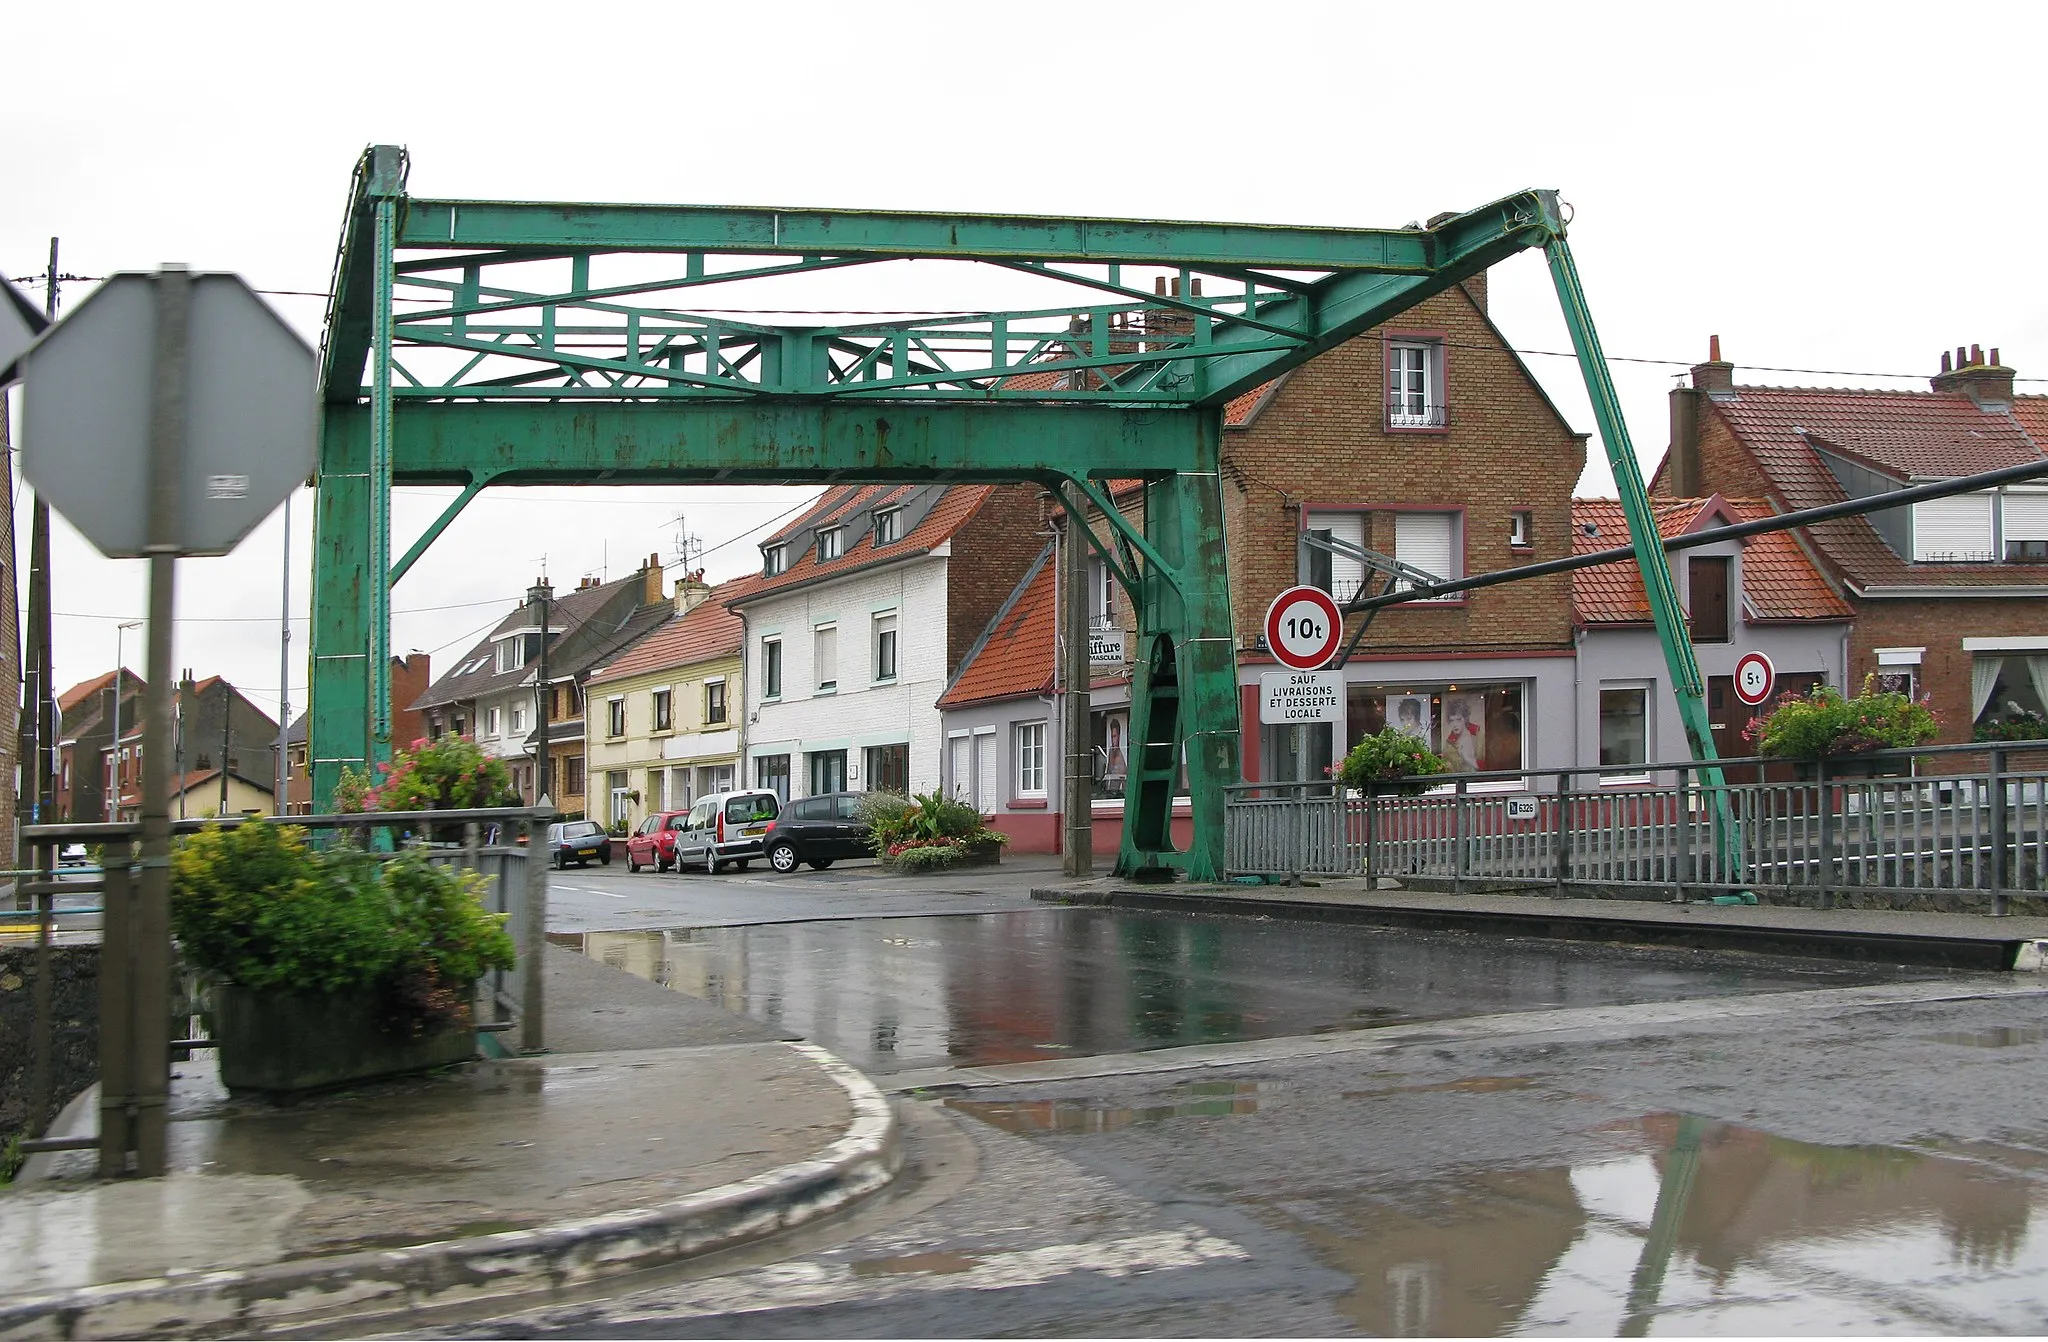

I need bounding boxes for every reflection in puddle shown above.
[951,1082,1274,1135]
[1270,1113,2048,1336]
[567,911,1925,1073]
[1931,1025,2045,1048]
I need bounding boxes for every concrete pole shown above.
[1062,484,1093,876]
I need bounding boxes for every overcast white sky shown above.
[6,0,2047,726]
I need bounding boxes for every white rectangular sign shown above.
[1089,627,1126,663]
[1506,796,1539,821]
[1259,670,1344,724]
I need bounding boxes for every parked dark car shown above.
[547,819,612,869]
[762,791,873,874]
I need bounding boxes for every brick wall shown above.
[1849,599,2048,745]
[1222,284,1585,655]
[946,482,1049,676]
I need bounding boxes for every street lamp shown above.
[109,620,143,821]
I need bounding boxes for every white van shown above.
[673,788,782,874]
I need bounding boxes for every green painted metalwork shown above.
[1545,240,1746,893]
[389,474,492,586]
[309,146,1664,881]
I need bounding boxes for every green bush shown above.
[170,821,515,1034]
[1747,678,1940,759]
[1337,727,1454,795]
[350,736,519,813]
[866,790,1007,863]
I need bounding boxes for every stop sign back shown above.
[1264,585,1344,671]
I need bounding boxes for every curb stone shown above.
[0,1042,899,1341]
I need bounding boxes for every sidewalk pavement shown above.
[0,945,899,1340]
[1034,875,2048,971]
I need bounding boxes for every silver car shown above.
[673,789,781,874]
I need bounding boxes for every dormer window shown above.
[494,638,526,674]
[817,527,843,561]
[875,507,903,545]
[763,543,788,576]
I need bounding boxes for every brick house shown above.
[583,574,744,831]
[53,669,144,822]
[411,560,670,815]
[1570,496,1852,776]
[1656,342,2048,743]
[940,272,1590,850]
[728,483,1043,803]
[103,675,279,819]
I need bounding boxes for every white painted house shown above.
[725,482,1044,803]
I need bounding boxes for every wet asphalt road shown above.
[433,878,2048,1337]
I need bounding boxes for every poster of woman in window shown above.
[1387,694,1432,743]
[1441,693,1485,772]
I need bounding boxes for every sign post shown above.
[18,268,315,1175]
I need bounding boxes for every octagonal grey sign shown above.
[19,271,316,558]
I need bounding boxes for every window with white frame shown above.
[495,638,527,674]
[1087,557,1115,627]
[1914,493,1995,562]
[762,638,782,699]
[814,624,838,692]
[762,543,788,576]
[1393,512,1459,600]
[1388,340,1444,428]
[606,697,625,738]
[652,687,672,732]
[875,507,903,545]
[1303,509,1367,603]
[704,678,727,724]
[873,612,898,681]
[817,528,843,561]
[1598,685,1651,775]
[485,706,501,736]
[1014,721,1047,797]
[2003,489,2048,562]
[1509,509,1533,548]
[1874,647,1923,699]
[510,703,526,735]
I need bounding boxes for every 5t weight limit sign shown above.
[1263,585,1344,671]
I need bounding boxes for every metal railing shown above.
[9,807,548,1170]
[1225,741,2048,912]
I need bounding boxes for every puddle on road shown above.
[950,1081,1275,1135]
[1264,1112,2048,1336]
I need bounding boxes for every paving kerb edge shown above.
[0,1042,901,1342]
[883,975,2048,1093]
[1030,884,2036,970]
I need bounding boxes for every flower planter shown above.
[213,984,475,1096]
[882,839,1003,874]
[1791,757,1909,782]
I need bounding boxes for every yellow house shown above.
[118,767,277,820]
[583,578,744,828]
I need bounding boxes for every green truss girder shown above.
[310,146,1714,886]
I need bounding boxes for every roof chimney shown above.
[1931,341,2016,409]
[1691,334,1735,395]
[673,571,712,614]
[643,553,663,607]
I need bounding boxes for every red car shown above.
[625,810,691,872]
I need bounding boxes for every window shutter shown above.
[1304,510,1365,601]
[1913,494,1995,561]
[1394,512,1455,593]
[2003,492,2048,543]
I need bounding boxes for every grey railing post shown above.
[1815,756,1833,909]
[1453,777,1469,894]
[1674,766,1690,904]
[1364,787,1378,882]
[1989,746,2010,917]
[521,810,548,1052]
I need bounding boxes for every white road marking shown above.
[535,1226,1248,1326]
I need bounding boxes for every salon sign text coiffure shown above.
[1259,670,1344,724]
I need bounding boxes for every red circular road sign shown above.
[1733,650,1776,706]
[1264,585,1345,671]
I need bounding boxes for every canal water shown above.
[567,906,1930,1074]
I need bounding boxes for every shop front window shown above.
[1345,682,1526,776]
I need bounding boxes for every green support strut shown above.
[1545,239,1750,900]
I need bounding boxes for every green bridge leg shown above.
[309,412,374,811]
[1118,424,1238,883]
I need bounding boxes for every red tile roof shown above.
[1572,497,1852,626]
[58,672,117,713]
[724,484,997,607]
[937,547,1056,709]
[586,584,745,686]
[1695,385,2048,589]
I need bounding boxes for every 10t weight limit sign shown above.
[1263,585,1344,671]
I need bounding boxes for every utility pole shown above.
[19,238,58,844]
[275,492,290,814]
[1062,484,1093,876]
[527,579,552,811]
[219,690,231,815]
